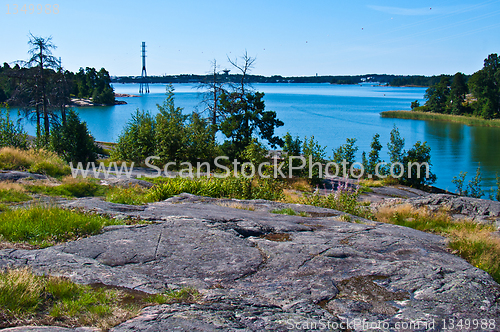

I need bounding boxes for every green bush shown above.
[50,109,101,165]
[0,107,28,149]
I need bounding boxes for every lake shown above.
[10,83,500,194]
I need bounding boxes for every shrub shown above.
[400,141,436,187]
[112,110,156,163]
[50,109,101,165]
[0,107,28,149]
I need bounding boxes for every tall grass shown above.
[26,177,106,198]
[381,110,500,128]
[147,176,284,202]
[0,268,200,329]
[0,206,122,246]
[375,204,500,283]
[0,147,70,177]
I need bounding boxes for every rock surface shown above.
[1,194,499,331]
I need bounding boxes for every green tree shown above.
[467,166,483,198]
[387,125,405,165]
[185,112,218,165]
[469,54,500,119]
[112,110,156,163]
[449,72,468,115]
[366,133,383,175]
[50,109,100,164]
[424,76,450,113]
[0,106,28,149]
[219,91,283,158]
[155,85,189,164]
[332,138,358,175]
[400,141,436,187]
[26,33,59,142]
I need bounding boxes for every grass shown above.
[0,147,70,177]
[215,201,256,211]
[381,110,500,128]
[271,208,310,217]
[0,205,123,247]
[0,182,31,203]
[0,267,201,330]
[299,190,373,220]
[26,177,106,198]
[147,176,285,202]
[105,185,152,205]
[375,204,500,283]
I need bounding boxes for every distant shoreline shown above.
[381,110,500,128]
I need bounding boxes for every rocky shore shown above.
[0,171,499,331]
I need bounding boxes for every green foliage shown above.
[0,205,121,246]
[112,110,156,163]
[366,133,383,175]
[113,86,216,167]
[0,189,31,203]
[147,176,284,202]
[219,91,283,158]
[50,109,101,164]
[424,76,450,113]
[155,86,189,164]
[496,174,500,201]
[400,141,437,187]
[467,166,483,198]
[452,171,468,196]
[0,107,28,149]
[468,54,500,119]
[332,138,358,174]
[72,67,115,105]
[449,72,468,115]
[387,125,405,175]
[410,100,420,109]
[281,133,326,184]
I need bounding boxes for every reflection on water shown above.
[6,83,500,194]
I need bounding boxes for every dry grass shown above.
[282,189,302,203]
[0,181,26,192]
[374,204,500,283]
[359,179,385,188]
[0,147,70,177]
[285,177,313,192]
[215,201,256,211]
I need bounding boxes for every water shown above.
[9,83,500,194]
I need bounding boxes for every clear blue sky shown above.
[1,0,499,77]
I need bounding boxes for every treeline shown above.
[0,64,115,105]
[112,73,451,86]
[414,53,500,119]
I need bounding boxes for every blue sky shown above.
[1,0,500,76]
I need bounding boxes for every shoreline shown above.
[381,110,500,128]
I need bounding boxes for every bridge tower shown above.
[139,42,149,94]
